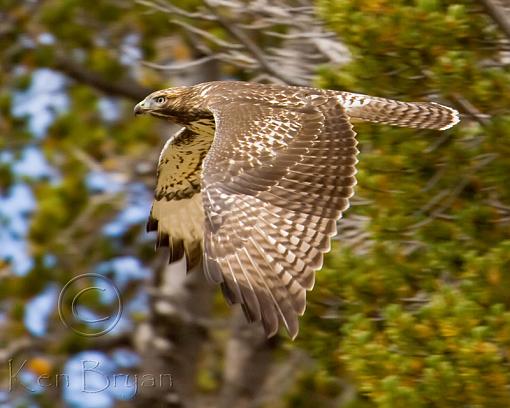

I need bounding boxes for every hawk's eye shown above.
[155,96,166,104]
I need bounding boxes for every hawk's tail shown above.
[337,92,460,130]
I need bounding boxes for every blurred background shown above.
[1,0,510,407]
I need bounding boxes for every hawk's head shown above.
[134,87,204,124]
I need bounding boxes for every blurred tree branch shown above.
[479,0,510,40]
[137,0,350,86]
[53,54,153,101]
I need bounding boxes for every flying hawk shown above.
[134,81,459,339]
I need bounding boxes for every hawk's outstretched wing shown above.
[201,93,358,338]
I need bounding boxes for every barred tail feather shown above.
[338,92,460,130]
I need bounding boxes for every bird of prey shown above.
[134,81,459,339]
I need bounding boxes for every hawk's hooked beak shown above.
[134,101,147,116]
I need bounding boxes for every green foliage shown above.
[292,0,510,406]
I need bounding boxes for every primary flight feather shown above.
[134,80,460,339]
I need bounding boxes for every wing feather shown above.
[201,92,358,338]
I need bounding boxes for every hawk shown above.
[134,81,459,339]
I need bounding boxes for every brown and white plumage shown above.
[134,81,460,339]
